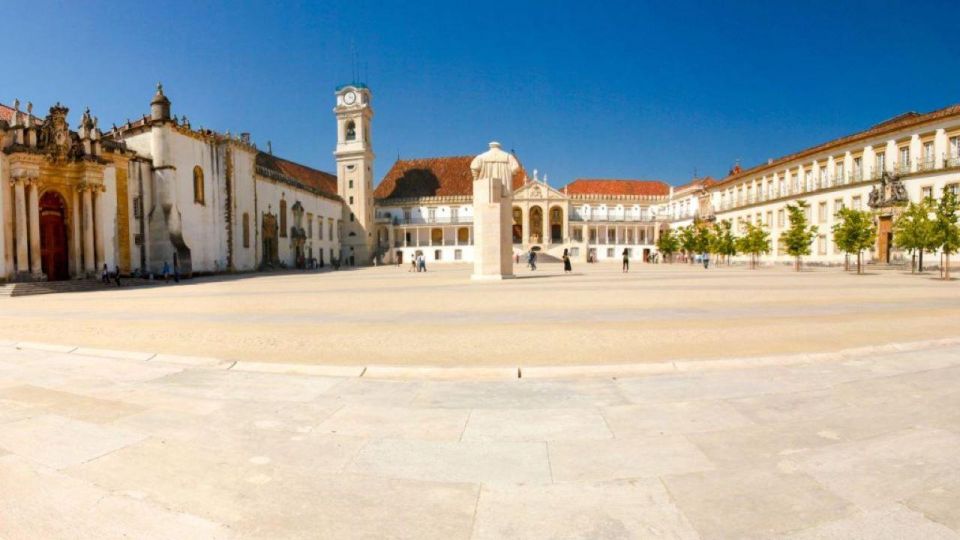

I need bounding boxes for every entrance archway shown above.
[529,206,543,244]
[39,191,69,281]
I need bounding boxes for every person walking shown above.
[101,264,110,284]
[622,249,630,273]
[562,248,572,274]
[409,254,417,272]
[703,252,710,269]
[162,261,170,283]
[418,253,426,272]
[114,265,122,287]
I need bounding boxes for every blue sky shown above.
[5,1,959,186]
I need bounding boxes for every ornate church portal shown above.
[39,191,69,280]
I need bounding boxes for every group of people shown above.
[407,253,427,273]
[100,264,123,286]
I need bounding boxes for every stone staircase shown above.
[0,278,158,297]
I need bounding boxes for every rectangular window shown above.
[818,166,827,187]
[835,161,845,182]
[570,247,579,257]
[318,216,324,239]
[451,207,459,222]
[946,183,960,196]
[606,248,614,258]
[875,152,885,176]
[307,213,313,237]
[834,198,844,215]
[852,196,862,210]
[454,249,462,260]
[777,209,785,228]
[922,142,935,169]
[950,136,960,159]
[428,208,436,222]
[899,146,910,173]
[921,186,933,200]
[766,211,772,227]
[818,202,827,223]
[818,235,827,255]
[853,157,863,179]
[349,196,354,204]
[403,209,411,222]
[349,180,354,189]
[133,196,143,219]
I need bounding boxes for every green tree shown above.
[893,200,937,273]
[678,225,697,263]
[932,189,960,280]
[832,208,877,275]
[711,220,738,265]
[655,228,679,263]
[694,222,715,259]
[783,200,818,271]
[737,222,771,269]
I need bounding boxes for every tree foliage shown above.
[932,189,960,280]
[655,228,680,262]
[893,200,937,273]
[736,222,771,269]
[710,220,738,263]
[783,200,818,271]
[832,208,877,274]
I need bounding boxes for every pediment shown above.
[513,181,567,201]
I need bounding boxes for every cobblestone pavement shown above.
[1,341,959,538]
[0,263,958,366]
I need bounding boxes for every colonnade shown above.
[5,174,104,279]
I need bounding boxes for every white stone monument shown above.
[470,142,517,280]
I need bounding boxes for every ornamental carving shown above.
[867,171,909,209]
[37,104,83,163]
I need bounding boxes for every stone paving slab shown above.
[0,414,146,470]
[0,454,232,539]
[473,479,700,539]
[1,340,960,537]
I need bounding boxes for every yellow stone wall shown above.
[104,153,132,272]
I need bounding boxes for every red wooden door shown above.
[39,192,69,281]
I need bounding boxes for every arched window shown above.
[242,213,250,248]
[458,227,470,244]
[279,199,287,237]
[193,166,204,205]
[345,121,356,141]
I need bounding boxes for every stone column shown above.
[2,179,13,275]
[28,180,41,276]
[70,189,81,277]
[521,207,530,245]
[13,179,28,273]
[82,187,95,274]
[93,186,105,272]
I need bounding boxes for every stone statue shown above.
[470,142,518,280]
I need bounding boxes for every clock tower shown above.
[334,84,375,265]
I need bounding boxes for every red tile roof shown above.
[375,156,527,199]
[673,176,717,192]
[563,179,671,197]
[0,104,13,123]
[717,103,960,186]
[256,153,338,198]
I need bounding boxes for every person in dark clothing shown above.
[562,248,572,274]
[114,265,121,287]
[622,249,630,273]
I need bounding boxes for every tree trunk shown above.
[795,256,801,272]
[911,253,916,274]
[919,251,924,273]
[946,253,952,281]
[857,251,862,274]
[844,254,849,272]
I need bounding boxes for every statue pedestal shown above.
[471,177,514,281]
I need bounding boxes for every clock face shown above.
[344,92,356,105]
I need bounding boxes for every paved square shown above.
[1,264,959,538]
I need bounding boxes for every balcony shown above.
[389,216,474,225]
[918,158,936,172]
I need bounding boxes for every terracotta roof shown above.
[375,156,527,199]
[256,152,338,197]
[718,103,960,187]
[0,104,12,123]
[673,176,717,192]
[562,179,671,197]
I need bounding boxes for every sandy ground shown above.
[1,262,958,366]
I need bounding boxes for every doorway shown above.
[39,191,69,281]
[878,216,893,263]
[262,213,279,266]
